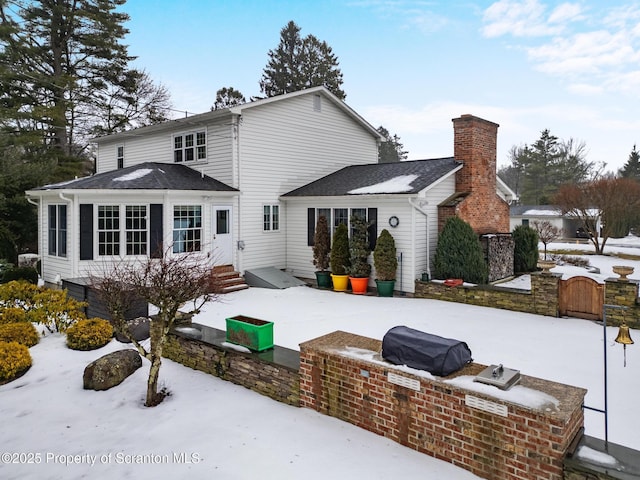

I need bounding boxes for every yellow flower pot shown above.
[331,274,349,292]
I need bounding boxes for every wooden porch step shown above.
[209,265,249,294]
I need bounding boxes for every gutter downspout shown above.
[408,198,430,279]
[58,192,74,280]
[26,195,41,280]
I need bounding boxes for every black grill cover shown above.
[382,326,472,376]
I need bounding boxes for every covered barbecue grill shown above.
[382,326,472,376]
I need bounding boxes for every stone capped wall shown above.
[163,326,300,406]
[415,272,560,318]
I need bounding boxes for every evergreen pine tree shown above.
[312,215,331,272]
[347,215,371,278]
[512,225,539,273]
[259,21,345,99]
[373,229,397,281]
[433,217,488,284]
[377,126,408,163]
[330,223,350,275]
[619,144,640,181]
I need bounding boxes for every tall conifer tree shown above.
[259,21,345,100]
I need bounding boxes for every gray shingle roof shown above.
[34,162,238,192]
[283,158,460,197]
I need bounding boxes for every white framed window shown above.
[98,205,120,256]
[117,145,124,169]
[97,205,148,256]
[48,204,67,257]
[173,205,202,253]
[125,205,147,255]
[263,204,280,231]
[313,94,321,112]
[174,130,206,162]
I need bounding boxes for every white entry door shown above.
[213,206,233,265]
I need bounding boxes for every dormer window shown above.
[174,130,206,162]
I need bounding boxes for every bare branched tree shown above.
[532,220,561,260]
[90,247,217,406]
[554,178,640,254]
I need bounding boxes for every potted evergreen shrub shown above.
[312,215,331,288]
[373,229,397,297]
[330,223,350,291]
[347,215,371,294]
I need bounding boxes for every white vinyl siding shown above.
[94,117,234,186]
[236,93,378,271]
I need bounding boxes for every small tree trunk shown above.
[145,316,166,407]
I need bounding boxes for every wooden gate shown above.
[559,276,603,320]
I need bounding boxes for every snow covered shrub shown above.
[0,341,32,383]
[0,322,39,347]
[66,318,113,351]
[0,307,27,324]
[0,281,86,333]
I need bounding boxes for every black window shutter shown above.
[150,204,163,258]
[367,208,378,251]
[307,208,315,246]
[79,204,93,260]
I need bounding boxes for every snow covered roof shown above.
[282,158,461,197]
[510,205,563,216]
[29,162,238,192]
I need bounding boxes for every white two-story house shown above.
[27,87,515,294]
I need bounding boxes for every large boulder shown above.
[83,349,142,391]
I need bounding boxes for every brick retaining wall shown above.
[300,330,586,480]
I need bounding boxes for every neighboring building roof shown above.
[29,162,238,192]
[510,205,562,216]
[93,86,384,144]
[282,158,461,197]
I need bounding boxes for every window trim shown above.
[48,204,67,257]
[96,204,149,257]
[172,204,202,253]
[263,204,280,232]
[308,207,378,250]
[173,129,207,163]
[116,144,124,169]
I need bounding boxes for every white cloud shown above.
[528,30,636,75]
[548,3,584,24]
[482,0,564,38]
[482,2,640,98]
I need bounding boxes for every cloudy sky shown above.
[124,1,640,172]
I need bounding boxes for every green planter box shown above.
[225,315,274,352]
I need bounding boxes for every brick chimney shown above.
[449,114,510,234]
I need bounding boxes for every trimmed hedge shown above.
[0,322,39,347]
[66,318,113,351]
[1,267,38,284]
[433,216,488,284]
[0,307,28,324]
[0,341,32,383]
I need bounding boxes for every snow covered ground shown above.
[1,239,639,480]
